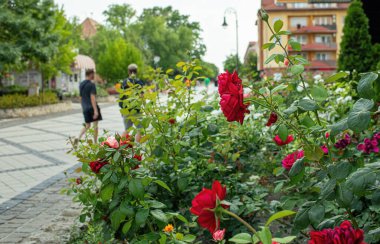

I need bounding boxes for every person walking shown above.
[119,64,144,142]
[77,69,102,143]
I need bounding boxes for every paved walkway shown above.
[0,103,124,205]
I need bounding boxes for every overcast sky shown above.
[55,0,261,70]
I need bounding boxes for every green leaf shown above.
[274,19,284,33]
[278,124,288,142]
[289,39,302,51]
[348,98,374,132]
[266,210,296,227]
[154,180,172,193]
[272,236,297,243]
[257,227,272,244]
[183,234,196,243]
[135,208,149,226]
[229,233,252,243]
[358,72,378,98]
[289,158,304,177]
[283,106,297,115]
[129,179,145,199]
[272,84,288,93]
[151,209,168,223]
[122,219,133,234]
[328,118,348,137]
[113,151,121,162]
[294,204,311,230]
[110,208,127,230]
[265,54,277,64]
[277,30,292,35]
[328,162,352,180]
[321,179,336,199]
[346,167,377,195]
[308,204,325,227]
[298,99,319,111]
[176,61,186,67]
[300,116,315,128]
[290,64,304,75]
[263,43,275,50]
[100,183,114,202]
[325,71,349,83]
[311,86,328,102]
[336,184,354,207]
[304,145,324,161]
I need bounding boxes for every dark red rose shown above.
[218,71,250,124]
[282,150,304,170]
[89,161,108,174]
[190,180,229,233]
[273,135,294,146]
[133,154,142,161]
[266,112,278,127]
[168,118,176,124]
[131,165,140,170]
[120,135,133,148]
[308,220,366,244]
[76,178,82,185]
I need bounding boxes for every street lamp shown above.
[222,8,239,72]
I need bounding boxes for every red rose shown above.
[282,150,304,170]
[133,154,142,161]
[309,220,365,244]
[321,145,329,155]
[89,161,108,174]
[190,180,229,233]
[273,135,294,146]
[76,178,82,185]
[101,136,119,149]
[266,112,278,127]
[168,118,176,124]
[120,135,133,148]
[218,71,250,124]
[131,165,140,170]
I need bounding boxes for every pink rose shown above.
[102,136,119,149]
[213,229,226,241]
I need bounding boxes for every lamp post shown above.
[222,8,239,72]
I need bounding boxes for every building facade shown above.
[257,0,349,74]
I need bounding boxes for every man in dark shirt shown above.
[78,69,102,143]
[119,64,144,142]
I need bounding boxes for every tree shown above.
[40,9,77,81]
[199,61,219,78]
[338,0,373,72]
[97,38,144,83]
[241,52,259,80]
[223,54,242,73]
[103,4,136,37]
[0,0,58,72]
[135,6,206,70]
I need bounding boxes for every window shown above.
[316,53,330,61]
[313,16,334,26]
[292,3,309,8]
[293,35,307,44]
[314,3,334,8]
[315,35,333,44]
[290,17,308,28]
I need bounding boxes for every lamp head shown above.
[222,16,228,28]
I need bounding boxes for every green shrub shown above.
[96,86,109,97]
[0,92,58,109]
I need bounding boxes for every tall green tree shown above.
[97,38,144,83]
[0,0,58,72]
[223,54,242,73]
[40,9,77,80]
[338,0,373,72]
[103,4,136,38]
[241,52,259,80]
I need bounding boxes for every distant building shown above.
[81,18,100,39]
[244,41,258,64]
[257,0,349,74]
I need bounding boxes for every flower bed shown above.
[66,13,380,244]
[0,91,58,109]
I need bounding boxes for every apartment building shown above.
[257,0,349,74]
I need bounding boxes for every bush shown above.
[0,85,28,96]
[96,86,109,97]
[0,92,58,109]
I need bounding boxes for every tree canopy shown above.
[223,54,242,73]
[338,0,374,72]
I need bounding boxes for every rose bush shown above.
[67,11,380,244]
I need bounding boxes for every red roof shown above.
[307,60,336,70]
[289,43,337,51]
[293,25,336,33]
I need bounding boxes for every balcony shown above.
[289,42,337,51]
[292,24,336,34]
[307,60,336,70]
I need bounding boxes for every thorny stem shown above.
[222,209,261,240]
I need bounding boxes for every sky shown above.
[54,0,261,71]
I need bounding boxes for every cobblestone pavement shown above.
[0,103,124,204]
